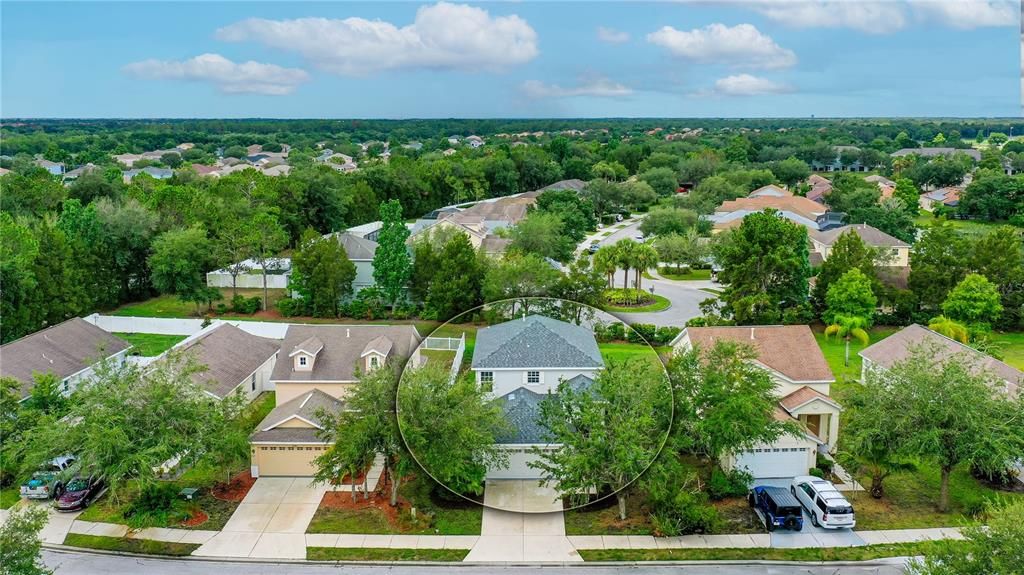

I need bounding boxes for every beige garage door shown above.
[254,444,325,477]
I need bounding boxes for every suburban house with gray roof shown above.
[472,315,605,479]
[330,232,379,293]
[671,325,840,479]
[249,388,343,477]
[0,317,130,399]
[172,323,279,401]
[809,223,911,267]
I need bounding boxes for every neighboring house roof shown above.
[291,336,324,357]
[346,221,383,238]
[780,385,841,412]
[190,164,220,175]
[0,318,130,398]
[250,389,343,443]
[537,179,587,193]
[261,164,291,177]
[809,251,824,267]
[891,147,982,162]
[496,375,594,444]
[334,232,378,260]
[712,197,829,231]
[679,326,834,383]
[64,163,100,178]
[272,325,420,382]
[480,236,512,255]
[124,167,173,180]
[921,186,961,206]
[748,184,791,197]
[472,315,604,370]
[810,223,910,248]
[0,167,11,176]
[865,175,896,187]
[35,159,64,169]
[361,335,393,358]
[174,324,279,399]
[859,324,1022,397]
[808,174,830,186]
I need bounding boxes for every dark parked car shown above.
[54,476,104,512]
[748,485,804,532]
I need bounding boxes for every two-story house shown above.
[249,324,420,477]
[471,315,605,479]
[809,223,911,267]
[671,325,840,479]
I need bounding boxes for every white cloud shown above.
[215,2,538,75]
[521,75,633,99]
[597,26,630,44]
[122,53,309,95]
[747,1,907,34]
[647,23,796,69]
[706,73,793,96]
[909,0,1017,29]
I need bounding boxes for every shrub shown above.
[276,297,304,317]
[808,467,825,479]
[594,321,626,342]
[815,454,834,476]
[654,326,682,345]
[125,483,180,524]
[603,288,654,307]
[649,490,721,536]
[215,304,228,315]
[706,468,753,501]
[630,323,658,343]
[231,294,262,314]
[391,304,417,320]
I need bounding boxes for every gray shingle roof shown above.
[271,325,420,382]
[810,223,909,248]
[175,324,279,399]
[472,315,604,370]
[0,318,130,398]
[250,388,343,443]
[495,375,594,444]
[334,232,378,260]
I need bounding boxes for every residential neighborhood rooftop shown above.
[810,223,910,248]
[472,315,604,370]
[250,388,343,443]
[679,325,835,383]
[272,325,420,382]
[174,324,280,399]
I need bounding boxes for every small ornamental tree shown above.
[290,229,356,318]
[824,268,877,325]
[148,225,220,314]
[908,499,1024,575]
[942,273,1003,331]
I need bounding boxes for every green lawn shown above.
[598,342,668,368]
[564,495,656,536]
[914,212,1006,237]
[112,289,287,318]
[0,487,20,509]
[579,540,956,562]
[63,533,199,556]
[987,332,1024,370]
[115,333,185,356]
[420,349,456,370]
[658,267,712,281]
[812,325,898,385]
[604,294,671,313]
[307,547,469,561]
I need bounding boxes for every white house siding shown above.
[228,354,278,401]
[481,368,601,397]
[59,348,130,396]
[83,315,289,339]
[206,271,290,290]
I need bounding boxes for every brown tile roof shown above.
[271,325,420,383]
[716,196,827,221]
[250,388,343,443]
[749,184,792,197]
[859,324,1022,397]
[684,325,835,383]
[0,318,130,398]
[175,324,279,399]
[780,386,841,412]
[808,174,830,186]
[810,223,910,248]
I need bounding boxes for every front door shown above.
[804,414,822,438]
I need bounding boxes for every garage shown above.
[734,446,811,479]
[486,447,546,480]
[251,444,326,477]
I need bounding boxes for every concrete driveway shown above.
[463,480,581,562]
[753,478,865,548]
[193,477,328,559]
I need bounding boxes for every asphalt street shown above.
[43,548,910,575]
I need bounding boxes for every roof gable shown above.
[272,325,420,382]
[471,315,604,370]
[682,326,834,383]
[175,324,279,399]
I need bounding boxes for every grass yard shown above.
[987,331,1024,370]
[658,267,712,281]
[578,540,956,562]
[699,287,723,296]
[419,349,456,371]
[914,212,1005,237]
[598,342,669,367]
[564,495,656,536]
[849,463,1024,531]
[115,333,185,356]
[307,547,469,561]
[0,486,20,509]
[813,325,898,386]
[62,533,199,556]
[603,294,671,313]
[112,289,288,318]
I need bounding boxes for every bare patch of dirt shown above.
[212,470,256,502]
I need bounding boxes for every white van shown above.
[790,476,856,529]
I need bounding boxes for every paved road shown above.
[44,548,910,574]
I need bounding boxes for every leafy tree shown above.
[812,230,880,313]
[770,156,810,188]
[482,253,561,314]
[215,218,254,299]
[871,343,1024,511]
[315,363,411,506]
[824,268,876,325]
[148,225,220,313]
[397,364,508,497]
[68,172,121,205]
[590,160,628,181]
[638,167,679,197]
[987,132,1009,146]
[592,245,619,288]
[0,506,52,575]
[160,152,182,168]
[245,211,288,311]
[713,210,811,324]
[841,378,915,498]
[639,207,699,237]
[290,229,357,317]
[372,200,412,308]
[534,188,596,241]
[533,358,670,519]
[972,226,1024,328]
[907,498,1024,575]
[631,242,659,292]
[959,174,1024,222]
[684,175,743,214]
[909,221,970,310]
[654,230,706,273]
[94,198,159,302]
[510,211,573,262]
[927,315,970,343]
[582,179,624,221]
[893,178,920,214]
[553,255,607,323]
[620,180,658,211]
[941,273,1002,331]
[425,233,482,320]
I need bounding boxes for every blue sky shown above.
[2,1,1020,118]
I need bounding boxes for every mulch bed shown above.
[212,470,257,502]
[179,508,209,527]
[320,474,407,528]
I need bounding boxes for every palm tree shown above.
[825,314,871,367]
[592,245,618,288]
[614,239,636,290]
[632,243,660,293]
[928,315,969,343]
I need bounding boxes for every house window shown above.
[370,356,379,369]
[251,373,256,392]
[480,372,493,383]
[299,356,307,366]
[527,371,541,385]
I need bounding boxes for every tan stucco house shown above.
[671,325,840,479]
[809,223,911,267]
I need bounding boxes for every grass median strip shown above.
[578,540,957,562]
[62,533,199,556]
[307,547,469,561]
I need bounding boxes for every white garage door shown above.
[735,447,810,479]
[487,448,543,480]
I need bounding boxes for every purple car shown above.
[55,476,104,512]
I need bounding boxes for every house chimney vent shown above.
[346,328,350,338]
[750,328,755,340]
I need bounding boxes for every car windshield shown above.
[828,505,854,514]
[66,479,88,491]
